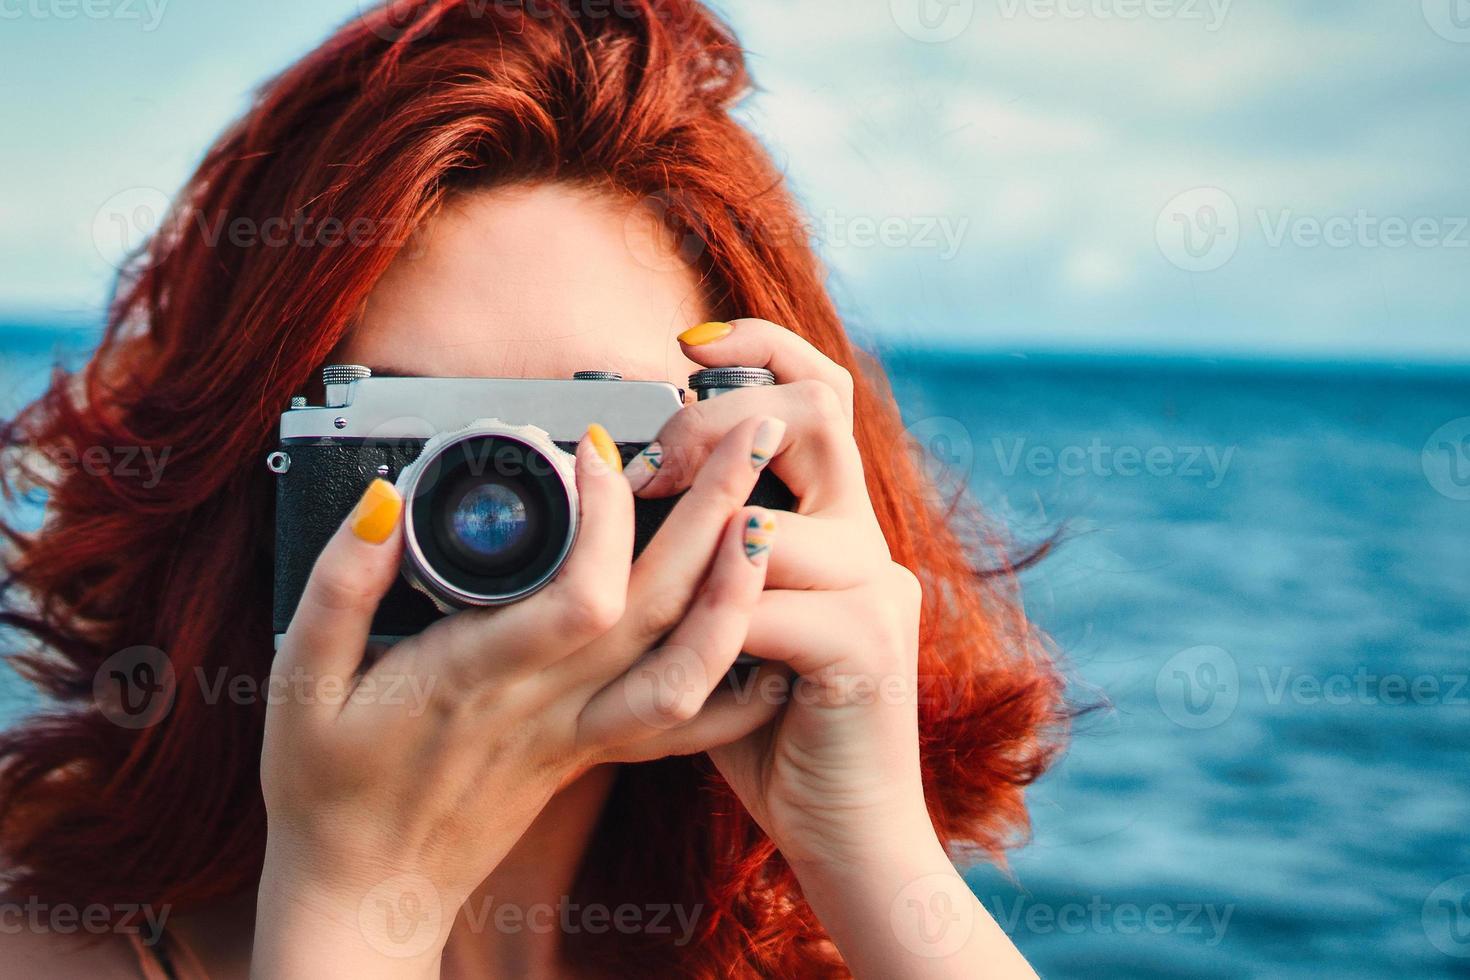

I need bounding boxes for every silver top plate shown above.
[280,376,684,442]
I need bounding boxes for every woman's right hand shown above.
[252,417,785,979]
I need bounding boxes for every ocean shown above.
[2,325,1467,978]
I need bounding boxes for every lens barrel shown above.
[395,421,578,609]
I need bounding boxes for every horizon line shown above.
[3,318,1469,378]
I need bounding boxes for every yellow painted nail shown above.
[586,423,623,473]
[349,478,402,545]
[678,321,734,346]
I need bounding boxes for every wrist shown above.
[254,860,452,980]
[787,829,1010,977]
[777,789,939,872]
[786,811,950,889]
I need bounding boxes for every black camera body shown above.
[270,364,792,643]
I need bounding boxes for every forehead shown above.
[339,183,709,386]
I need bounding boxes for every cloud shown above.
[717,0,1470,358]
[2,0,1466,359]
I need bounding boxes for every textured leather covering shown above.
[273,439,794,637]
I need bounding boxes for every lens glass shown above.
[407,432,574,603]
[448,481,531,563]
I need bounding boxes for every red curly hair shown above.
[0,1,1066,975]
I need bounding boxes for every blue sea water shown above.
[1,325,1467,977]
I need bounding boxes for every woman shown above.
[0,1,1067,976]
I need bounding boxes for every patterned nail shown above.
[677,321,734,346]
[625,441,663,492]
[349,478,402,545]
[743,509,777,564]
[750,418,785,471]
[585,423,623,474]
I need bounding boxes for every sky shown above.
[1,0,1467,359]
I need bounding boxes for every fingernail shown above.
[743,509,777,564]
[624,440,662,492]
[678,321,734,346]
[349,478,402,545]
[586,423,623,473]
[750,417,785,471]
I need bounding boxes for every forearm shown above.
[252,863,448,980]
[790,829,1037,980]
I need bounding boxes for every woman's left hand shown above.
[626,317,932,867]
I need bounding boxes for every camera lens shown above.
[397,422,578,607]
[440,478,538,572]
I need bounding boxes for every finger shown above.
[625,383,868,517]
[536,423,635,635]
[419,424,633,681]
[677,318,854,418]
[760,511,890,591]
[276,479,404,708]
[619,416,777,645]
[544,417,775,692]
[610,663,789,762]
[741,573,920,679]
[575,506,774,748]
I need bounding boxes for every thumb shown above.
[275,479,404,702]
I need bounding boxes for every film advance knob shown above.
[688,366,776,400]
[322,364,373,386]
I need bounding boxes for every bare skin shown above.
[4,184,1036,979]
